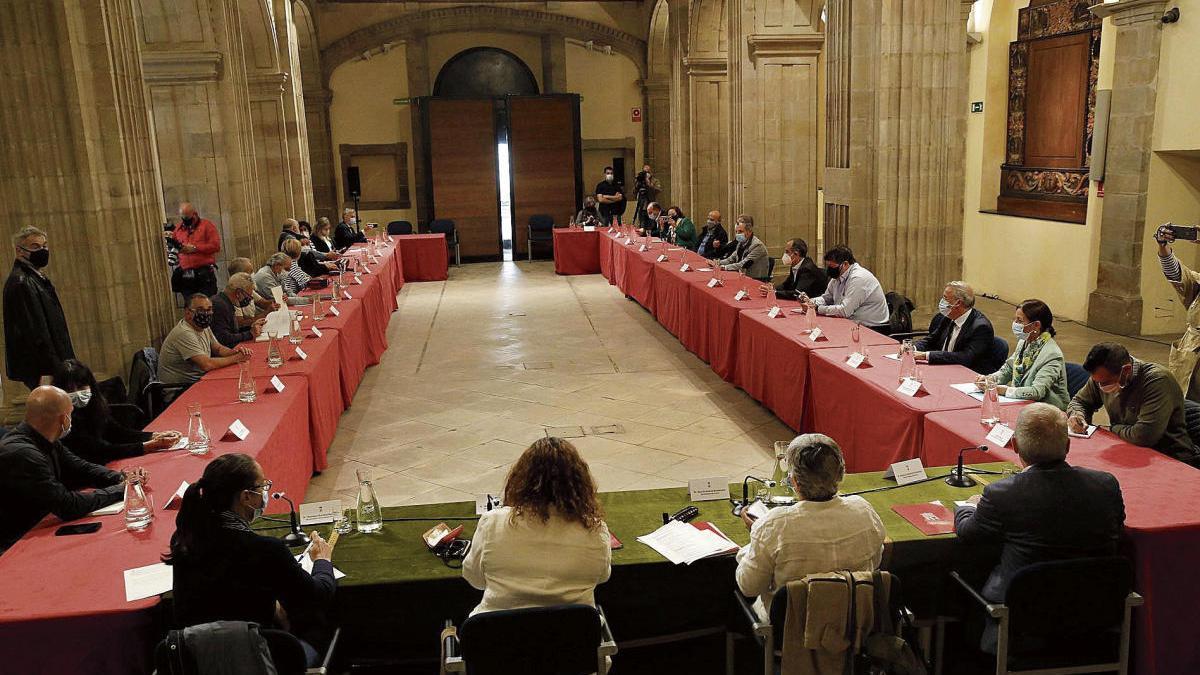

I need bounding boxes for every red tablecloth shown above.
[552,228,601,275]
[734,310,897,430]
[308,293,370,404]
[679,271,778,382]
[202,330,343,471]
[598,230,615,282]
[393,233,449,281]
[923,408,1200,675]
[618,239,668,311]
[0,376,312,675]
[805,348,982,471]
[650,253,711,338]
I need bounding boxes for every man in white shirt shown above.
[913,281,1000,374]
[735,433,886,620]
[803,245,891,330]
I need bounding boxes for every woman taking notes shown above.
[463,437,612,616]
[977,299,1070,410]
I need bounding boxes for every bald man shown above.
[170,201,221,297]
[0,386,147,554]
[696,210,729,258]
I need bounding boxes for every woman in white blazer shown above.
[977,299,1070,411]
[463,437,611,616]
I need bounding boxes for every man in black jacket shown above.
[914,281,1000,374]
[210,273,265,349]
[955,403,1125,652]
[0,386,148,554]
[764,237,827,300]
[334,209,367,249]
[3,227,74,389]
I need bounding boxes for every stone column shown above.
[407,32,432,225]
[0,0,175,414]
[667,0,692,214]
[1085,2,1168,334]
[541,33,568,94]
[306,88,338,221]
[642,80,672,205]
[275,0,315,220]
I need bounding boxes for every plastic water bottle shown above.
[124,475,153,531]
[237,360,257,403]
[981,375,1001,425]
[186,403,209,455]
[356,469,383,533]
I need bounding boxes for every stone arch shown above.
[433,47,540,97]
[238,0,280,72]
[689,0,728,55]
[294,0,321,91]
[648,0,671,81]
[321,6,647,84]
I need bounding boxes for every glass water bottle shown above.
[288,315,303,345]
[356,469,383,533]
[898,339,918,383]
[124,474,153,531]
[980,375,1001,425]
[237,360,257,403]
[266,333,283,368]
[186,403,209,455]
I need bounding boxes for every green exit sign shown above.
[393,98,412,105]
[970,101,984,113]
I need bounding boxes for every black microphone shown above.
[272,491,311,548]
[945,446,986,488]
[733,475,777,517]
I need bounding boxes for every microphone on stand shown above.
[733,475,777,517]
[945,446,987,488]
[272,492,311,548]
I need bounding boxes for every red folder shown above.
[691,521,740,556]
[891,501,955,536]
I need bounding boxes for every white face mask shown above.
[69,388,93,409]
[604,174,614,182]
[251,487,269,521]
[781,253,794,267]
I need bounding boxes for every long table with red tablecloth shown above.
[585,225,1200,673]
[393,233,449,281]
[0,238,417,675]
[552,227,601,274]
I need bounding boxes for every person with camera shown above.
[633,164,661,233]
[171,202,221,298]
[1154,223,1200,401]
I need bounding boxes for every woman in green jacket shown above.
[976,299,1070,410]
[667,206,698,250]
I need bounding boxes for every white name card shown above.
[688,476,731,502]
[896,378,924,397]
[329,305,341,316]
[295,347,308,360]
[656,254,668,263]
[707,278,722,288]
[353,276,363,285]
[638,244,648,252]
[846,352,866,368]
[342,290,353,300]
[362,265,372,274]
[584,225,596,232]
[808,327,825,342]
[623,238,633,245]
[884,459,928,486]
[299,499,342,526]
[269,375,285,393]
[679,263,691,272]
[767,306,782,318]
[162,481,189,510]
[311,326,323,338]
[226,419,250,441]
[734,290,748,301]
[985,423,1015,448]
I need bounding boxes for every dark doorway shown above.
[433,47,539,98]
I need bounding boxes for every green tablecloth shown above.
[257,463,1014,662]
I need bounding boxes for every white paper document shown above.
[124,562,173,602]
[1069,425,1098,439]
[296,547,347,580]
[270,285,285,306]
[949,383,1022,404]
[261,309,291,338]
[881,352,901,361]
[745,500,770,521]
[90,500,124,516]
[636,520,738,565]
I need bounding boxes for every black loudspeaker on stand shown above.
[346,166,362,232]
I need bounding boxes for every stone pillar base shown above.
[1087,290,1143,336]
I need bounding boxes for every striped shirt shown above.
[1160,253,1182,283]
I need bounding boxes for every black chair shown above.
[1183,400,1200,450]
[766,256,776,281]
[527,214,555,262]
[441,604,616,675]
[988,336,1010,374]
[951,557,1141,675]
[885,292,917,337]
[153,624,340,675]
[128,348,189,421]
[1066,362,1090,399]
[387,220,414,236]
[429,219,460,266]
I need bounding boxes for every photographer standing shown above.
[594,167,626,226]
[1154,223,1200,402]
[633,164,661,233]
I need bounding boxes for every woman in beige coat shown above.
[1154,224,1200,402]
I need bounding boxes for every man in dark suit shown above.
[914,281,999,374]
[209,273,265,349]
[3,227,74,389]
[0,386,149,554]
[955,402,1125,652]
[763,237,827,300]
[334,208,367,249]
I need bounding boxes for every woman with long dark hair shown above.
[164,454,336,665]
[51,359,181,464]
[463,437,611,615]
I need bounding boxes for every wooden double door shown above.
[418,95,582,261]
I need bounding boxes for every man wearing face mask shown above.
[761,237,826,300]
[715,215,771,280]
[0,386,147,554]
[802,245,891,332]
[334,208,368,250]
[696,211,729,258]
[253,253,309,306]
[640,202,668,238]
[594,166,626,226]
[3,226,74,390]
[170,202,222,298]
[912,281,1000,374]
[1067,342,1200,464]
[159,294,252,387]
[210,273,267,349]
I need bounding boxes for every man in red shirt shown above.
[170,202,221,297]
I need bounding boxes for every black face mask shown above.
[826,265,842,279]
[236,292,252,308]
[25,248,49,269]
[191,311,213,328]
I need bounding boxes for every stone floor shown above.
[306,262,1179,508]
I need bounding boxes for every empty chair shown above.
[386,220,413,236]
[1065,362,1090,399]
[951,557,1141,675]
[441,604,616,675]
[765,256,776,281]
[527,214,555,262]
[429,219,460,266]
